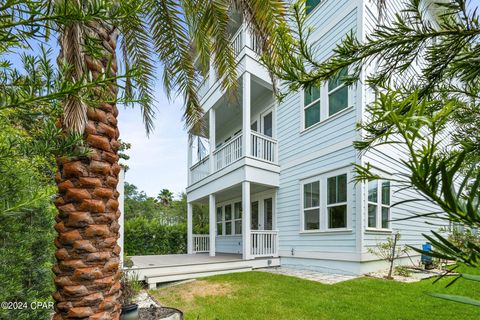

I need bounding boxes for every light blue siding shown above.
[276,1,359,256]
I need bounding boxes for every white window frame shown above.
[216,206,224,236]
[303,86,321,130]
[326,173,349,229]
[301,68,351,132]
[327,70,349,117]
[302,181,321,231]
[300,168,352,233]
[223,204,233,235]
[366,180,392,231]
[234,201,242,235]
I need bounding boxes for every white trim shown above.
[299,166,353,233]
[367,179,392,229]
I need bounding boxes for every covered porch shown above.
[187,182,279,261]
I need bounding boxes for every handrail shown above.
[190,154,210,170]
[213,133,242,155]
[251,131,277,143]
[230,25,244,45]
[251,229,279,234]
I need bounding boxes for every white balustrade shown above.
[214,134,243,171]
[251,132,277,163]
[231,26,244,56]
[193,234,210,253]
[250,230,278,257]
[190,156,210,184]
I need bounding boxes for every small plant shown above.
[124,255,134,268]
[395,266,411,277]
[368,232,409,279]
[119,271,142,307]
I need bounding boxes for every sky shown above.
[118,83,189,198]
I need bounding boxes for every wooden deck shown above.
[129,253,280,289]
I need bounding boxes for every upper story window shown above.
[303,67,349,130]
[328,67,349,116]
[367,180,391,229]
[302,171,349,231]
[306,0,321,14]
[304,87,321,129]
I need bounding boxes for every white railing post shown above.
[243,72,251,158]
[187,202,193,254]
[209,194,216,257]
[242,181,251,260]
[209,108,216,174]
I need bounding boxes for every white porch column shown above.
[209,194,216,256]
[187,135,193,185]
[242,72,251,157]
[187,202,193,254]
[242,181,252,260]
[209,108,216,173]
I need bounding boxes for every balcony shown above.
[197,23,263,103]
[190,131,278,185]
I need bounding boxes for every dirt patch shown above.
[154,280,235,303]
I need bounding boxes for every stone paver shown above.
[258,267,358,284]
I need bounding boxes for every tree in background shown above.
[123,184,208,256]
[157,189,174,207]
[264,0,479,306]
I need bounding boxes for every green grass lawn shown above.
[150,268,480,320]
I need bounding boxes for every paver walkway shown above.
[259,267,358,284]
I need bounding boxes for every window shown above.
[303,68,349,130]
[234,202,242,235]
[224,204,232,235]
[262,111,273,137]
[303,181,320,230]
[306,0,321,14]
[216,207,223,235]
[264,198,273,230]
[302,172,349,232]
[327,174,347,229]
[304,86,320,129]
[328,67,348,116]
[367,180,391,229]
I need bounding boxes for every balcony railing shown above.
[214,134,243,171]
[190,132,277,185]
[190,156,210,184]
[251,132,277,163]
[193,234,209,253]
[197,24,260,101]
[251,230,279,258]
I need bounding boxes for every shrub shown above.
[395,266,411,277]
[124,217,187,256]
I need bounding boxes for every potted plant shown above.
[120,271,142,320]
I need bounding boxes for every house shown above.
[129,0,448,287]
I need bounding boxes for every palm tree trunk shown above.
[53,20,122,320]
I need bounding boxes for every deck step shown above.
[146,266,253,287]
